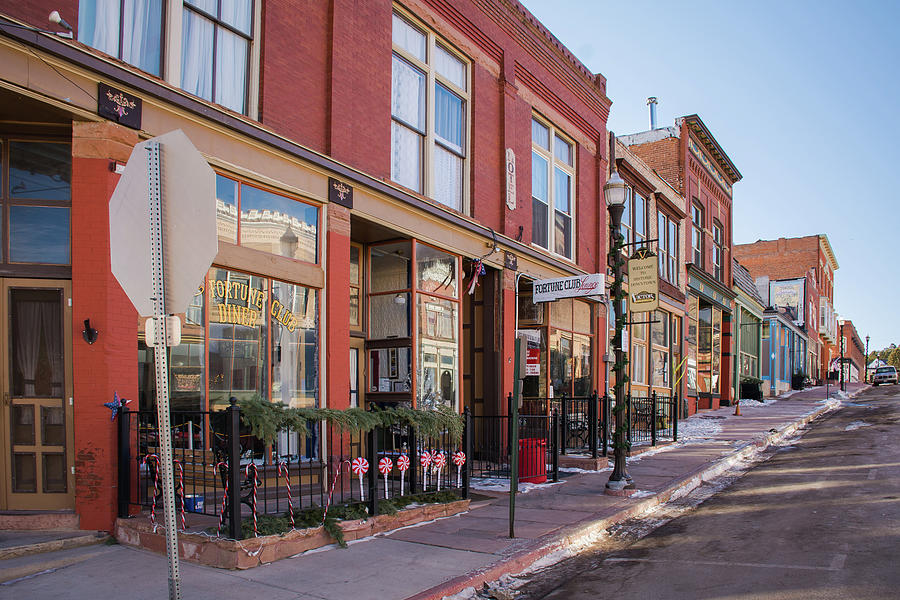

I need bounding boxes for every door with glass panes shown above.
[0,279,74,510]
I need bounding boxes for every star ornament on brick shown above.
[103,391,131,421]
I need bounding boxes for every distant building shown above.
[837,319,865,383]
[762,307,808,396]
[732,259,765,397]
[734,235,838,382]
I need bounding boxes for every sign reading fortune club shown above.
[533,273,605,303]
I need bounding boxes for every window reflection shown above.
[240,185,318,263]
[9,142,71,201]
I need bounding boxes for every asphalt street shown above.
[515,386,900,600]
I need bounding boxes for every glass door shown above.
[0,279,73,510]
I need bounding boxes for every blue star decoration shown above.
[104,391,131,421]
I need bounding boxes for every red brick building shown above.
[837,319,865,383]
[734,235,839,381]
[621,116,742,413]
[0,1,612,530]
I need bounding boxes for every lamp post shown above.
[864,335,870,383]
[604,133,634,494]
[839,322,845,392]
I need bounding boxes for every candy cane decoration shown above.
[397,454,410,496]
[245,463,260,537]
[420,451,432,492]
[351,457,369,501]
[452,451,466,488]
[277,461,294,529]
[213,461,228,537]
[174,459,186,531]
[141,454,160,529]
[322,459,351,526]
[378,457,393,499]
[433,452,447,491]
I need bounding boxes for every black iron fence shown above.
[118,401,470,539]
[602,392,678,449]
[469,395,559,483]
[522,393,606,458]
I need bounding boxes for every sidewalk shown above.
[2,384,868,600]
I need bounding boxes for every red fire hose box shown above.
[518,438,547,484]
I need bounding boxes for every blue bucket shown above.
[184,495,204,513]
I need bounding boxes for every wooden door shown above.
[0,279,74,510]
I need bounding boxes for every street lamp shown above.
[839,322,845,392]
[865,335,870,383]
[604,133,634,494]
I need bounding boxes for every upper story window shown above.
[78,0,255,115]
[620,187,646,249]
[215,174,319,264]
[691,201,704,267]
[391,12,469,212]
[181,0,253,114]
[531,117,574,259]
[78,0,163,76]
[657,210,679,285]
[712,220,723,281]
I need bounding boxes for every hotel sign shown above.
[533,273,604,303]
[627,253,659,313]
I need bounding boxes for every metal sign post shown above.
[509,334,525,538]
[110,129,216,600]
[147,141,182,600]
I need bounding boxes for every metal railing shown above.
[522,393,606,458]
[118,400,470,539]
[603,392,678,448]
[468,394,559,482]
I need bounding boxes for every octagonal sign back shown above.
[109,129,217,316]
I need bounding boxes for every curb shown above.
[0,533,109,561]
[406,399,843,600]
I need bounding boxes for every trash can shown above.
[518,438,547,484]
[184,494,204,513]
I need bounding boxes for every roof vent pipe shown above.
[647,97,658,130]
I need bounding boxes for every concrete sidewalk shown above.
[2,384,867,600]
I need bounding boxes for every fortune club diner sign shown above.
[532,273,604,303]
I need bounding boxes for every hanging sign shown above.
[533,273,604,303]
[627,251,659,313]
[505,148,516,210]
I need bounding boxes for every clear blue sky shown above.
[520,0,899,351]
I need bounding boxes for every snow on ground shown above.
[844,420,871,431]
[469,477,566,494]
[739,397,779,407]
[675,415,723,442]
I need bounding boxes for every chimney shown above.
[647,97,658,130]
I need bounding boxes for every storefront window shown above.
[651,311,670,388]
[698,304,712,393]
[215,174,320,264]
[416,245,457,297]
[418,296,457,409]
[138,289,205,411]
[350,244,362,328]
[712,309,722,393]
[207,269,268,409]
[271,281,318,408]
[687,297,698,393]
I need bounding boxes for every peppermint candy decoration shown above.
[351,457,369,501]
[453,451,466,488]
[378,457,393,499]
[397,454,410,472]
[433,452,447,469]
[420,451,432,492]
[397,454,410,496]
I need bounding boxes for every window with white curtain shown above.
[531,117,575,259]
[182,0,253,114]
[78,0,255,115]
[78,0,164,76]
[391,12,468,212]
[657,210,679,285]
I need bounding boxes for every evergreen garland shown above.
[610,230,632,452]
[238,397,464,445]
